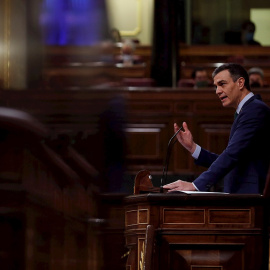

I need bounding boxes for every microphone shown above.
[160,126,183,192]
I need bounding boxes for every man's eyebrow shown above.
[216,79,227,84]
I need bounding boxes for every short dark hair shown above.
[212,63,250,91]
[242,20,256,32]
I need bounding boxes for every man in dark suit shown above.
[164,63,270,194]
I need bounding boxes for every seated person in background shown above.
[178,67,213,88]
[99,40,115,63]
[115,39,143,66]
[192,67,213,88]
[110,28,122,43]
[248,67,268,88]
[241,20,261,46]
[224,20,261,45]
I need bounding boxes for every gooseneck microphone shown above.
[160,126,183,192]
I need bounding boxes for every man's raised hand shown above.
[174,122,196,154]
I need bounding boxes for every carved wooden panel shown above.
[198,124,231,154]
[125,123,169,172]
[167,243,245,270]
[126,127,162,159]
[163,208,205,225]
[161,206,256,229]
[138,209,149,224]
[126,210,138,227]
[159,212,265,270]
[208,209,251,225]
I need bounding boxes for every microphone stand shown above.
[160,126,183,192]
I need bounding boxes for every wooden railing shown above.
[0,106,127,270]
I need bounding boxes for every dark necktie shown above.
[234,112,239,120]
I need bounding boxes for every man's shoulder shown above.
[246,95,269,110]
[240,96,270,121]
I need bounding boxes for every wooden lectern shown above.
[124,170,270,270]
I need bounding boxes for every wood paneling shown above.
[1,88,270,180]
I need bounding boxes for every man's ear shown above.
[238,77,245,89]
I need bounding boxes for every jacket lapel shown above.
[229,94,261,139]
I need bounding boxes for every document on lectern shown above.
[183,191,229,194]
[168,190,229,195]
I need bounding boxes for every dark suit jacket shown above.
[193,94,270,194]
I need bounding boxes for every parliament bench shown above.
[43,45,270,90]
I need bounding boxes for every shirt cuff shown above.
[192,182,199,191]
[191,144,201,159]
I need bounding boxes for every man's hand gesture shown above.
[174,122,196,154]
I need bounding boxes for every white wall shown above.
[106,0,154,45]
[251,9,270,46]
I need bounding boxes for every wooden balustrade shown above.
[0,106,127,270]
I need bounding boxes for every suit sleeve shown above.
[195,148,219,168]
[193,103,269,191]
